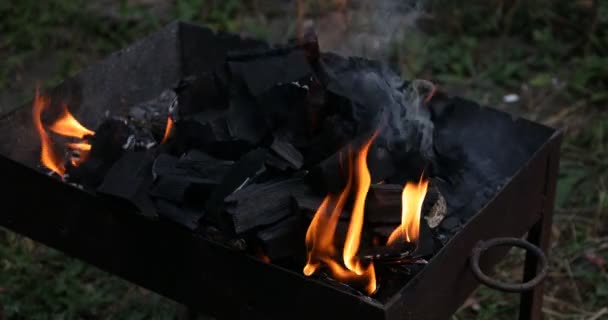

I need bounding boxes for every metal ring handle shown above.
[470,237,548,292]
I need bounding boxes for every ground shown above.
[0,0,607,319]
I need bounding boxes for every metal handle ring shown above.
[470,237,548,292]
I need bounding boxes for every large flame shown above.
[32,89,65,176]
[303,134,377,295]
[48,104,94,139]
[387,176,429,245]
[32,90,95,175]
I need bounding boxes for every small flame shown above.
[303,133,378,295]
[48,104,94,139]
[67,142,92,151]
[161,117,174,144]
[32,89,65,176]
[387,176,429,245]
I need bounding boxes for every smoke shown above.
[309,0,427,61]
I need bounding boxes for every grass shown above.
[1,0,607,319]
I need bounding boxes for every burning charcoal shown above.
[175,72,228,117]
[228,49,312,96]
[359,241,417,264]
[412,222,436,258]
[154,199,203,230]
[128,89,177,139]
[67,118,132,187]
[423,185,447,229]
[366,183,446,225]
[204,148,268,223]
[365,184,402,225]
[97,151,156,217]
[255,216,304,261]
[223,178,309,234]
[269,136,304,170]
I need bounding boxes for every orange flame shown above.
[161,117,174,144]
[387,176,429,245]
[48,104,94,139]
[303,133,378,295]
[32,89,65,176]
[67,142,92,151]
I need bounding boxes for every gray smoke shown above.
[312,0,426,61]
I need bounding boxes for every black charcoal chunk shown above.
[270,136,304,170]
[97,151,156,217]
[67,119,132,187]
[205,148,268,223]
[175,73,228,117]
[308,147,349,194]
[149,175,216,204]
[155,199,203,230]
[366,184,402,225]
[367,144,396,183]
[228,50,312,96]
[224,178,308,234]
[255,216,304,260]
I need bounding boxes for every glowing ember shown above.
[32,89,65,176]
[48,104,94,139]
[303,134,377,295]
[387,176,429,245]
[161,117,174,144]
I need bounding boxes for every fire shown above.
[32,89,95,175]
[48,104,94,139]
[32,89,65,176]
[160,117,174,144]
[387,176,429,245]
[303,134,377,295]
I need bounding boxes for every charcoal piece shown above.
[367,144,396,183]
[423,186,447,228]
[128,89,177,139]
[439,216,460,231]
[292,192,351,222]
[270,136,304,170]
[67,119,132,187]
[152,151,233,182]
[265,153,291,171]
[366,183,445,225]
[370,225,397,238]
[204,148,268,223]
[177,150,234,180]
[224,178,308,234]
[175,72,228,117]
[149,175,216,204]
[255,216,304,260]
[226,95,268,145]
[412,222,435,258]
[155,199,203,230]
[308,147,349,194]
[365,184,402,225]
[228,49,312,96]
[97,151,156,217]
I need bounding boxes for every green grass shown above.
[1,0,607,319]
